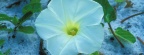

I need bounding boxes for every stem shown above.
[39,39,47,55]
[6,0,21,8]
[108,23,124,48]
[12,25,19,38]
[11,12,33,38]
[121,12,144,23]
[137,37,144,45]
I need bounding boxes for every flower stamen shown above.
[64,20,79,36]
[67,27,78,36]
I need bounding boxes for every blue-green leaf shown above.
[19,12,33,25]
[0,25,7,31]
[22,3,42,14]
[4,49,11,55]
[0,14,11,21]
[93,0,116,23]
[18,26,35,34]
[0,14,19,25]
[0,52,4,55]
[11,17,19,25]
[30,0,40,3]
[115,27,136,43]
[0,25,13,32]
[90,51,101,55]
[0,39,5,46]
[125,0,133,8]
[115,0,124,3]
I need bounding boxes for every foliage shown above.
[115,0,124,3]
[3,49,11,55]
[0,0,41,34]
[22,0,42,14]
[94,0,136,48]
[115,27,136,43]
[19,26,35,34]
[22,3,41,14]
[94,0,116,23]
[90,51,102,55]
[0,39,5,46]
[0,14,19,25]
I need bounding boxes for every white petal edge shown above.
[48,0,66,23]
[59,38,79,55]
[74,0,104,26]
[45,34,72,55]
[78,7,104,26]
[47,0,103,24]
[35,8,64,40]
[75,24,104,54]
[62,0,104,25]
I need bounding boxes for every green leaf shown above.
[18,26,35,34]
[0,25,13,32]
[90,51,101,55]
[19,11,33,25]
[0,14,19,25]
[0,14,11,21]
[4,49,10,55]
[0,39,5,46]
[125,0,133,8]
[6,29,13,32]
[11,17,19,25]
[22,3,42,14]
[115,0,124,3]
[0,25,7,31]
[115,27,136,43]
[93,0,116,23]
[0,52,4,55]
[30,0,40,3]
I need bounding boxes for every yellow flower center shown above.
[64,20,79,36]
[67,27,78,36]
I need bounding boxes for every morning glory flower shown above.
[35,0,104,55]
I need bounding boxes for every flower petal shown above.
[48,0,103,24]
[48,0,66,22]
[75,24,104,54]
[59,38,78,55]
[60,0,80,21]
[78,7,104,26]
[35,9,64,40]
[74,0,104,26]
[61,0,104,25]
[45,34,72,55]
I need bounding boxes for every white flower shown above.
[35,0,104,55]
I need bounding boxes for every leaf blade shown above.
[0,39,5,46]
[115,27,136,43]
[30,0,40,3]
[90,51,101,55]
[19,11,33,25]
[22,3,42,14]
[0,14,11,21]
[11,17,19,25]
[0,25,7,31]
[93,0,116,23]
[4,49,11,55]
[0,52,4,55]
[0,14,19,25]
[115,0,124,3]
[18,26,35,34]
